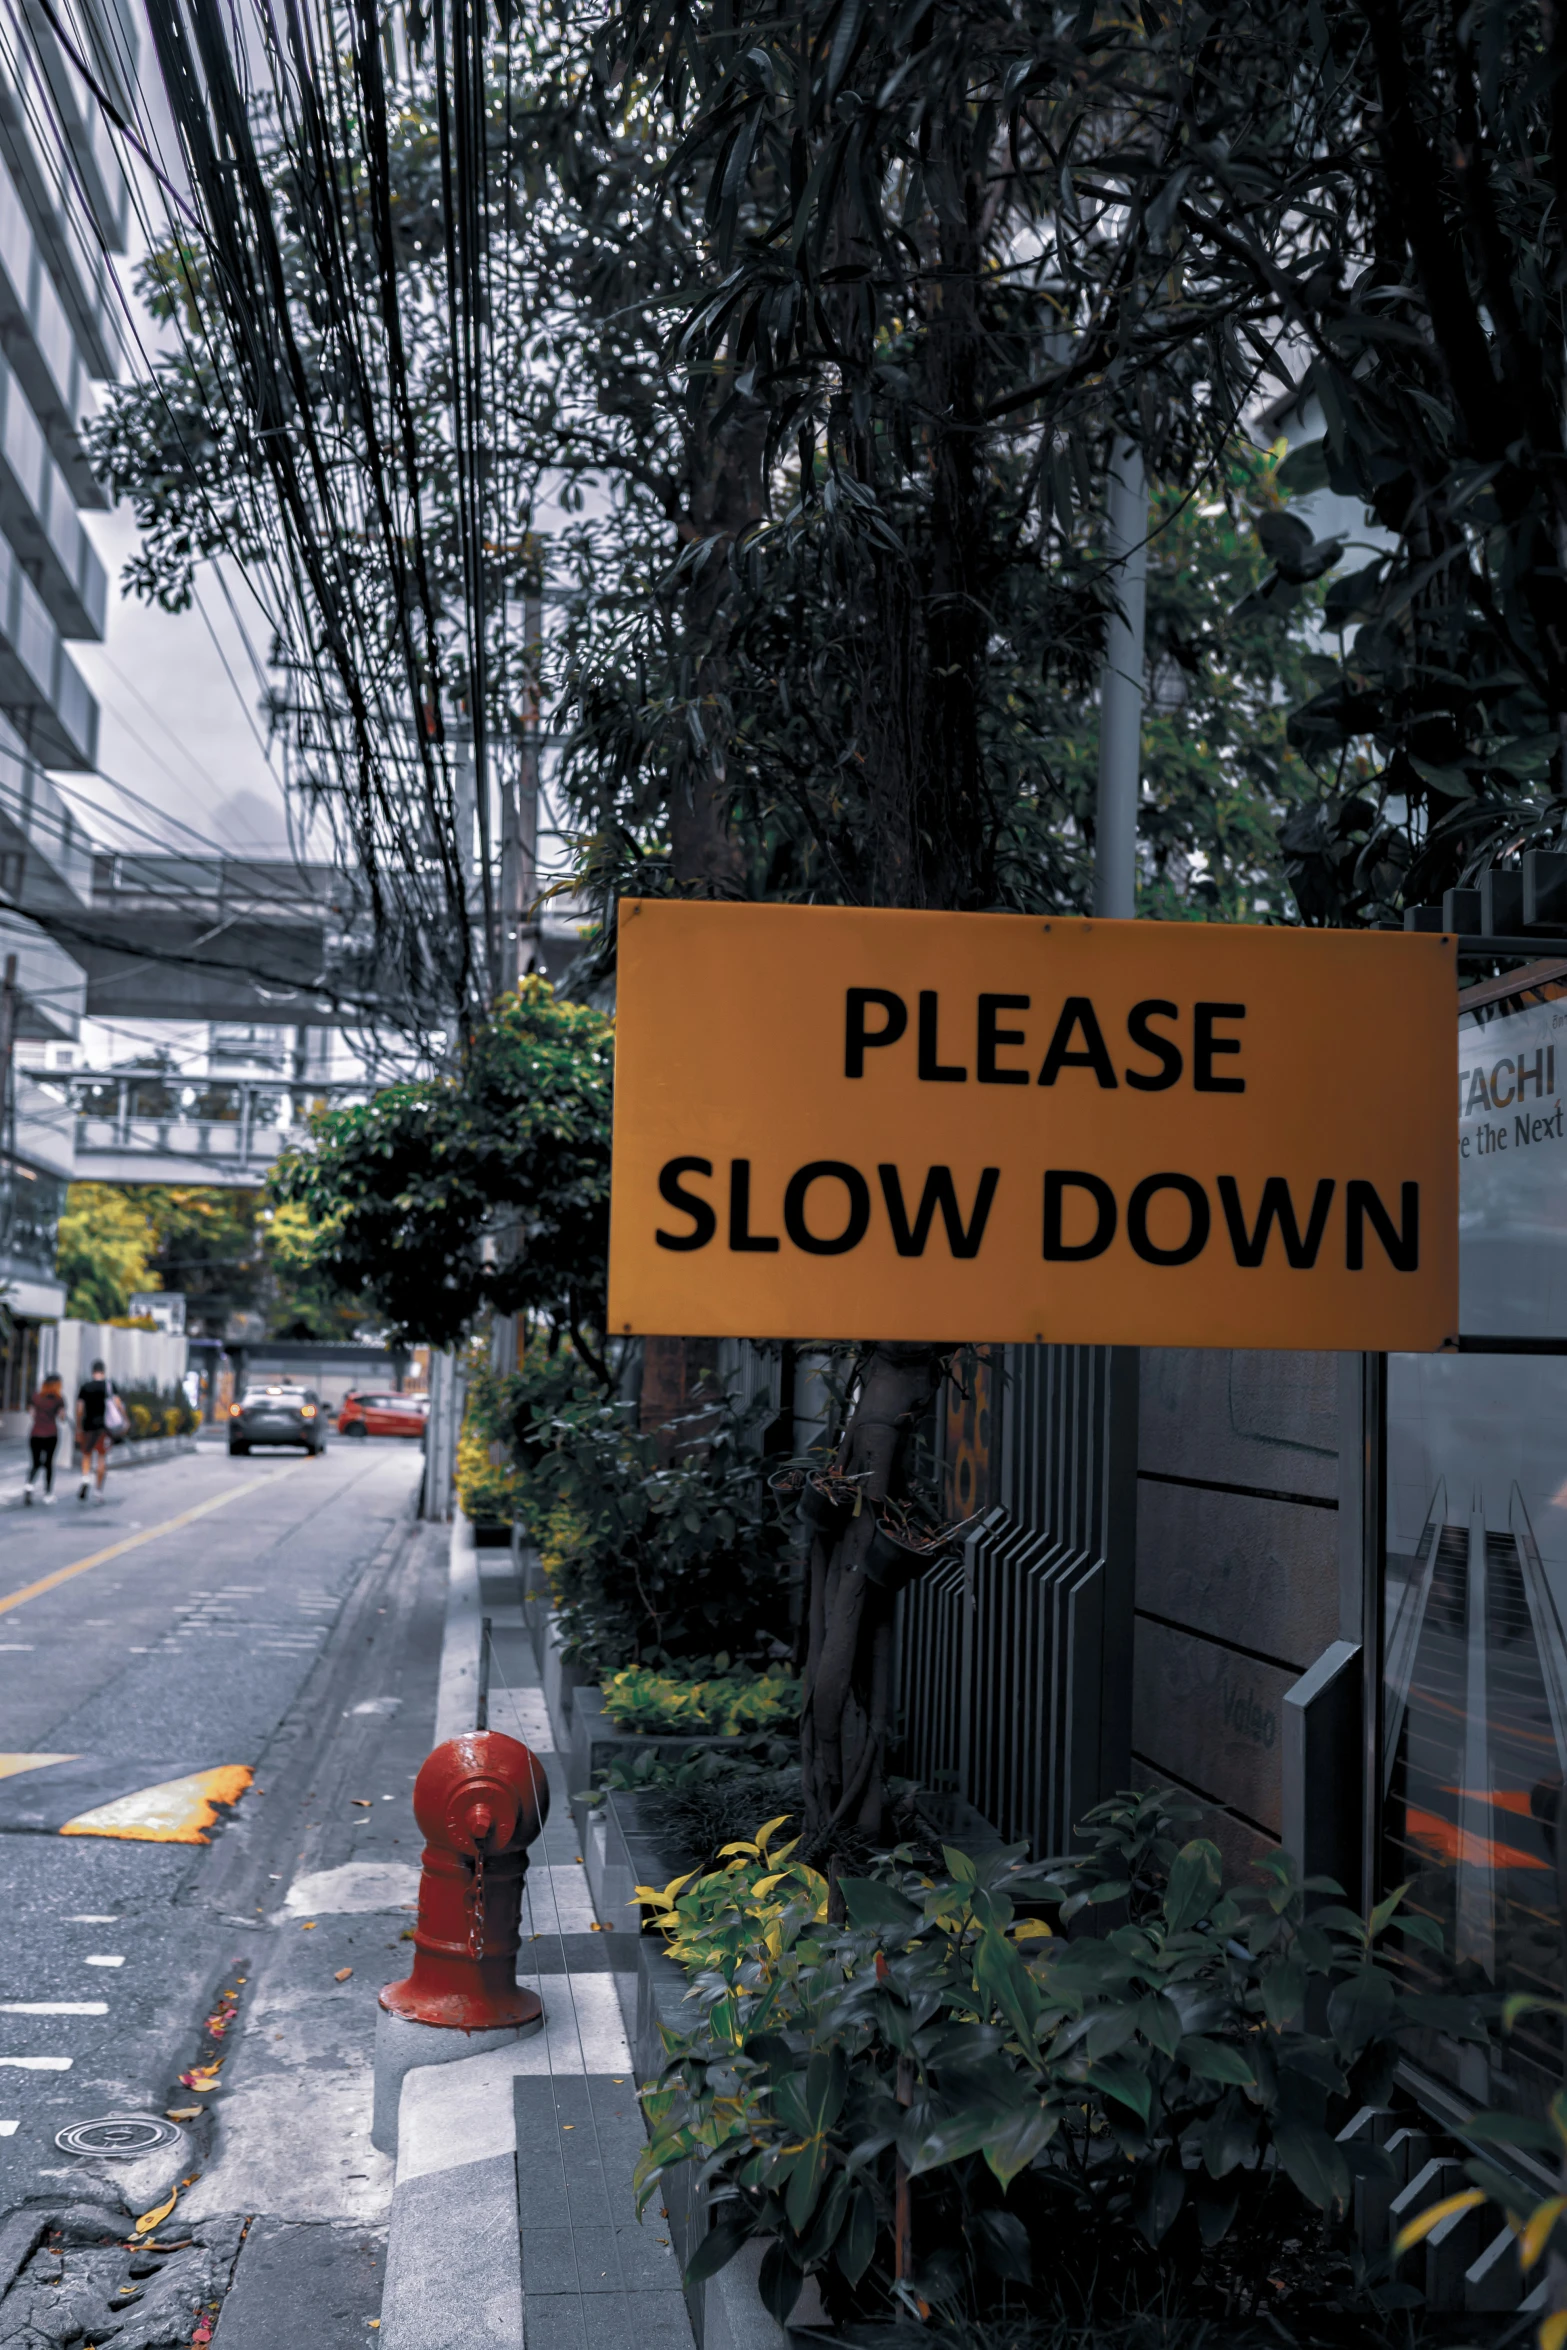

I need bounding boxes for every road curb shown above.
[433,1513,479,1744]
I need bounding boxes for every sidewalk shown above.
[377,1531,696,2350]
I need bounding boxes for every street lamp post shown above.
[1093,438,1148,921]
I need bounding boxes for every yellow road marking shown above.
[0,1474,281,1620]
[61,1764,254,1844]
[0,1754,78,1783]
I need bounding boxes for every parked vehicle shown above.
[229,1383,327,1456]
[338,1390,429,1440]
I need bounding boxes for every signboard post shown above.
[608,902,1458,1352]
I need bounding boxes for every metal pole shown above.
[1093,439,1148,921]
[0,953,15,1270]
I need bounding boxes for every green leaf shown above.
[686,2215,754,2286]
[1177,2034,1256,2089]
[1202,2091,1260,2179]
[835,2181,876,2285]
[837,1878,920,1931]
[1163,1840,1223,1934]
[1084,2057,1152,2123]
[757,2240,803,2326]
[1275,2118,1351,2213]
[1327,1965,1395,2056]
[972,2206,1032,2281]
[974,1927,1043,2053]
[1463,2111,1564,2154]
[982,2105,1058,2188]
[902,2105,1010,2176]
[1261,1959,1308,2029]
[1132,2149,1186,2247]
[1276,439,1331,496]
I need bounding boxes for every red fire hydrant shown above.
[379,1730,549,2032]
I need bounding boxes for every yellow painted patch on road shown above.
[61,1764,254,1845]
[0,1755,78,1783]
[0,1473,283,1621]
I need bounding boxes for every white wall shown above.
[40,1319,187,1399]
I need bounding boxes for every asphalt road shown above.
[0,1430,428,2232]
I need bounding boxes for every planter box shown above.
[542,1615,592,1755]
[632,1934,807,2350]
[119,1432,199,1468]
[566,1688,784,1844]
[587,1788,704,1932]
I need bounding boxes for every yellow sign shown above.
[608,901,1458,1349]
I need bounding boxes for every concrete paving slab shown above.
[209,2215,386,2349]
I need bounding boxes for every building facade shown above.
[0,0,130,1419]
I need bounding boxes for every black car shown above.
[228,1383,327,1456]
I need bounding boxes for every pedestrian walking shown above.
[23,1372,67,1504]
[75,1358,123,1504]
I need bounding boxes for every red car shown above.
[338,1390,429,1439]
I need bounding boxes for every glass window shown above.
[1385,1350,1567,2116]
[1383,960,1567,2122]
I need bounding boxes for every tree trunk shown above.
[800,1343,942,1848]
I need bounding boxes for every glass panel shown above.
[1384,1350,1567,2117]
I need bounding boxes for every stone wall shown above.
[1132,1348,1354,1872]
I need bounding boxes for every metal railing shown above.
[892,1342,1139,1859]
[45,1071,368,1173]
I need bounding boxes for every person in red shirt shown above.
[24,1373,67,1505]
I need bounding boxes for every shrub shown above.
[531,1388,795,1675]
[117,1384,197,1439]
[590,1746,804,1873]
[602,1664,802,1737]
[634,1791,1492,2330]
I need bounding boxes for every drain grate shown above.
[54,2115,182,2158]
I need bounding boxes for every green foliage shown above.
[531,1387,796,1676]
[269,980,613,1349]
[456,1398,522,1527]
[588,1746,803,1874]
[55,1184,159,1322]
[55,1181,354,1339]
[602,1664,801,1738]
[119,1385,199,1440]
[635,1815,827,1973]
[635,1791,1489,2327]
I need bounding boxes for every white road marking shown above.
[0,1645,34,1653]
[0,2002,107,2015]
[84,1956,123,1968]
[0,2057,71,2070]
[63,1915,116,1923]
[284,1862,420,1915]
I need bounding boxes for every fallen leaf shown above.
[301,1921,317,1930]
[351,1799,371,1808]
[165,2108,203,2122]
[335,1968,353,1982]
[135,2189,178,2235]
[178,2061,222,2092]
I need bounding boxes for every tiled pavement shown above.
[380,1567,694,2350]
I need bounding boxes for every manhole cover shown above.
[54,2116,182,2158]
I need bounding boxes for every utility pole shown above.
[499,579,543,994]
[1093,439,1148,921]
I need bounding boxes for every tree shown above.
[1216,1,1567,923]
[102,0,1358,1849]
[585,0,1353,1845]
[56,1184,159,1321]
[269,977,613,1352]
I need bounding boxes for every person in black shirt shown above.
[76,1359,112,1503]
